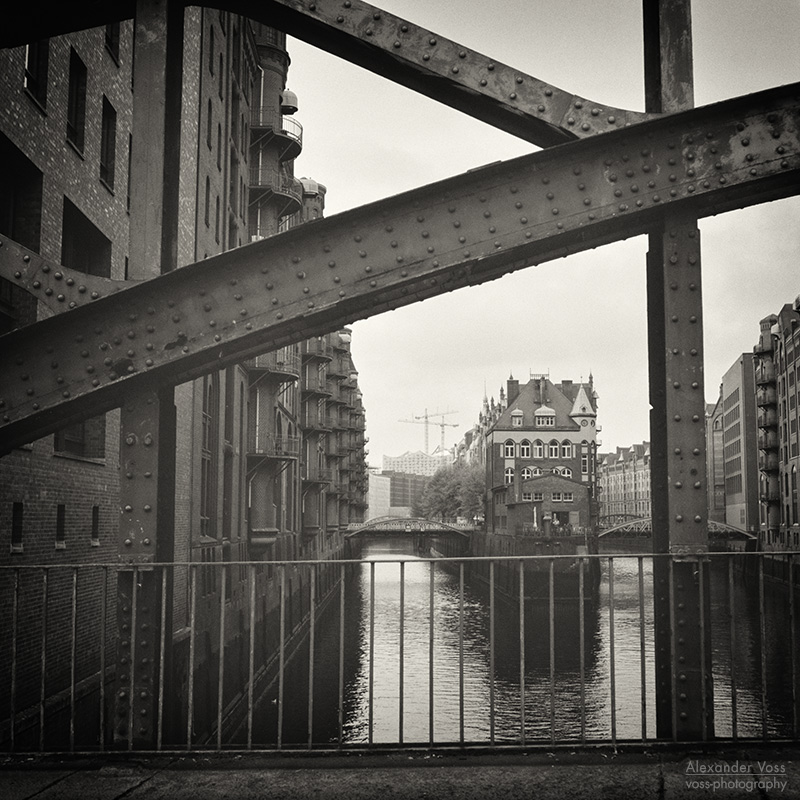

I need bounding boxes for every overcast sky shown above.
[285,0,800,466]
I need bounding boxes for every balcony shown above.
[245,349,300,381]
[302,465,333,484]
[757,407,778,428]
[756,385,777,407]
[302,338,333,361]
[249,166,302,214]
[302,373,332,396]
[758,451,780,472]
[247,432,300,460]
[301,410,333,432]
[250,109,303,161]
[755,361,776,385]
[758,429,779,449]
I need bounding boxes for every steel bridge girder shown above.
[1,83,798,452]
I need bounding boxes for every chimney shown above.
[507,374,519,404]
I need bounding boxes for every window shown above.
[561,441,572,459]
[536,414,555,427]
[511,410,523,427]
[563,492,574,502]
[552,492,562,502]
[100,97,117,189]
[532,467,542,476]
[581,454,589,474]
[521,467,532,480]
[520,440,531,459]
[504,467,514,484]
[11,502,24,553]
[549,441,560,458]
[533,440,543,459]
[24,40,49,108]
[561,468,573,479]
[91,505,100,546]
[522,492,532,501]
[533,492,544,502]
[504,440,515,458]
[66,49,87,152]
[61,197,112,276]
[105,23,120,62]
[56,503,66,549]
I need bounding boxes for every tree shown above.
[417,462,485,522]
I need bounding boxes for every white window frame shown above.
[504,440,515,458]
[520,440,531,459]
[533,492,544,502]
[552,492,562,502]
[504,467,514,484]
[533,441,544,459]
[548,441,559,458]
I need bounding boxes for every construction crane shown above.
[398,408,459,454]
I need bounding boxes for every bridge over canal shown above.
[345,516,473,558]
[597,517,758,553]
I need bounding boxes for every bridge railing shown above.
[0,551,797,754]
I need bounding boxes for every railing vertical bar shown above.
[39,568,48,753]
[578,557,586,746]
[489,561,496,747]
[39,568,48,752]
[698,556,708,742]
[247,564,256,750]
[217,564,227,751]
[399,560,405,745]
[638,556,647,742]
[789,553,798,739]
[338,566,345,748]
[549,558,555,745]
[99,566,108,752]
[728,555,738,740]
[129,568,138,751]
[10,568,19,752]
[70,567,78,752]
[157,566,168,752]
[186,564,197,749]
[459,561,465,746]
[277,564,286,750]
[429,562,435,747]
[519,559,525,746]
[668,557,678,742]
[608,557,617,747]
[759,555,768,742]
[368,560,375,746]
[307,565,316,750]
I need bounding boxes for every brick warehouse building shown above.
[485,374,599,537]
[0,13,367,747]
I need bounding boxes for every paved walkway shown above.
[2,747,799,799]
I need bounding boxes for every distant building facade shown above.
[367,470,391,519]
[485,374,599,535]
[382,449,451,476]
[598,443,651,521]
[754,300,800,549]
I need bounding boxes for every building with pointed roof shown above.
[485,373,600,535]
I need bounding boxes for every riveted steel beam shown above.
[1,82,798,453]
[219,0,650,146]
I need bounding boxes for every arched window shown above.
[532,467,542,476]
[504,440,515,458]
[561,467,573,479]
[549,440,560,458]
[561,441,572,459]
[521,467,532,480]
[504,467,514,485]
[533,440,543,459]
[520,440,531,459]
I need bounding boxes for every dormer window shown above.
[535,405,556,427]
[511,409,523,428]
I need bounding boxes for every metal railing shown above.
[0,552,797,754]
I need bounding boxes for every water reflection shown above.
[249,543,798,745]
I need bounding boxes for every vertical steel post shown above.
[644,0,714,740]
[114,0,182,748]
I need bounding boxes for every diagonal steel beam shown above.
[219,0,651,146]
[3,1,650,146]
[1,82,798,453]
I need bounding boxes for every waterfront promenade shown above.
[3,747,799,799]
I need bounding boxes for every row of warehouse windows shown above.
[24,40,119,191]
[9,502,101,553]
[496,491,574,504]
[504,466,573,483]
[503,440,584,459]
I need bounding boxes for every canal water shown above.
[249,538,798,746]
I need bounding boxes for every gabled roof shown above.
[491,377,595,432]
